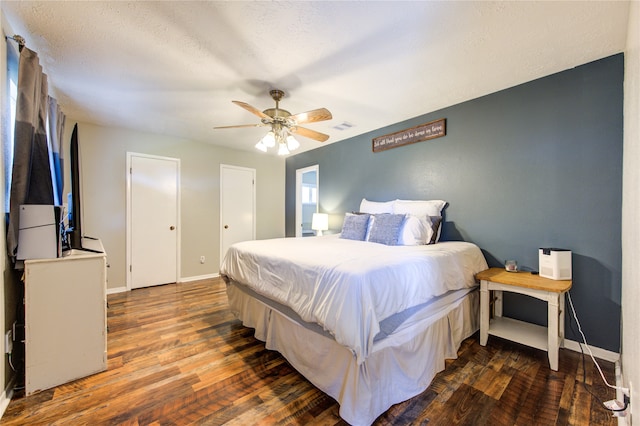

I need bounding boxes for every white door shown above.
[220,165,255,265]
[128,154,180,289]
[296,165,319,237]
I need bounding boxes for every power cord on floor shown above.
[7,345,25,392]
[566,291,629,413]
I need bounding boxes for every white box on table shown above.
[539,248,571,280]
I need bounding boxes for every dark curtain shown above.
[6,47,54,260]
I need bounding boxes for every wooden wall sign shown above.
[372,118,446,152]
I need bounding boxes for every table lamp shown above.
[311,213,329,236]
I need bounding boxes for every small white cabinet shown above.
[24,238,107,395]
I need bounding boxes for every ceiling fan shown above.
[214,89,332,155]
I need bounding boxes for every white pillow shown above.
[393,199,447,217]
[393,199,447,242]
[359,198,394,214]
[397,215,429,245]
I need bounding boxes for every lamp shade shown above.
[311,213,329,236]
[261,131,276,148]
[286,135,300,151]
[277,143,290,156]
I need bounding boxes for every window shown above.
[301,184,317,204]
[3,39,19,212]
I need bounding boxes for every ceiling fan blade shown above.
[292,126,330,142]
[214,123,265,129]
[232,100,272,121]
[289,108,332,125]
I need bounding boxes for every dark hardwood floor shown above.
[1,278,618,425]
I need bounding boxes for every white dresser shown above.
[23,238,107,395]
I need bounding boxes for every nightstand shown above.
[476,267,572,371]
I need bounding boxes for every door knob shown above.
[170,225,175,230]
[224,225,229,229]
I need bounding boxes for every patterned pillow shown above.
[368,214,406,245]
[427,216,443,244]
[340,213,371,241]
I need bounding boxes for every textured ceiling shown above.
[1,1,630,155]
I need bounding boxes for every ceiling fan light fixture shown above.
[286,135,300,151]
[277,142,290,156]
[261,131,276,148]
[218,89,332,155]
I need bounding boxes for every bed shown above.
[219,199,488,425]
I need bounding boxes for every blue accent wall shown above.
[285,54,623,352]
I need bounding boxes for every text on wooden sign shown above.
[372,118,446,152]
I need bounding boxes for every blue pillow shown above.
[340,213,370,241]
[368,214,406,245]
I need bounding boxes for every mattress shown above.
[227,278,476,344]
[220,235,488,364]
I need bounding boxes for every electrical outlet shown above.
[200,255,205,264]
[605,399,625,411]
[5,330,12,354]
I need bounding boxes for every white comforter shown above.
[220,235,488,364]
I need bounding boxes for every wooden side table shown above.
[476,267,572,371]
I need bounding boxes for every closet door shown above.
[128,153,180,289]
[220,164,255,265]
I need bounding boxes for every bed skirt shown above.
[226,281,479,426]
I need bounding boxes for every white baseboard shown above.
[0,376,16,420]
[615,360,630,426]
[106,286,128,295]
[564,339,619,363]
[106,274,220,294]
[179,273,219,283]
[563,339,631,421]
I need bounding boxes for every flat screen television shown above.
[66,124,102,253]
[67,124,82,250]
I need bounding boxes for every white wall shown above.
[67,121,285,291]
[622,0,639,421]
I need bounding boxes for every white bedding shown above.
[220,235,488,364]
[226,280,480,425]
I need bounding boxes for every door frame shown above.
[295,165,319,237]
[220,164,256,266]
[126,152,181,291]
